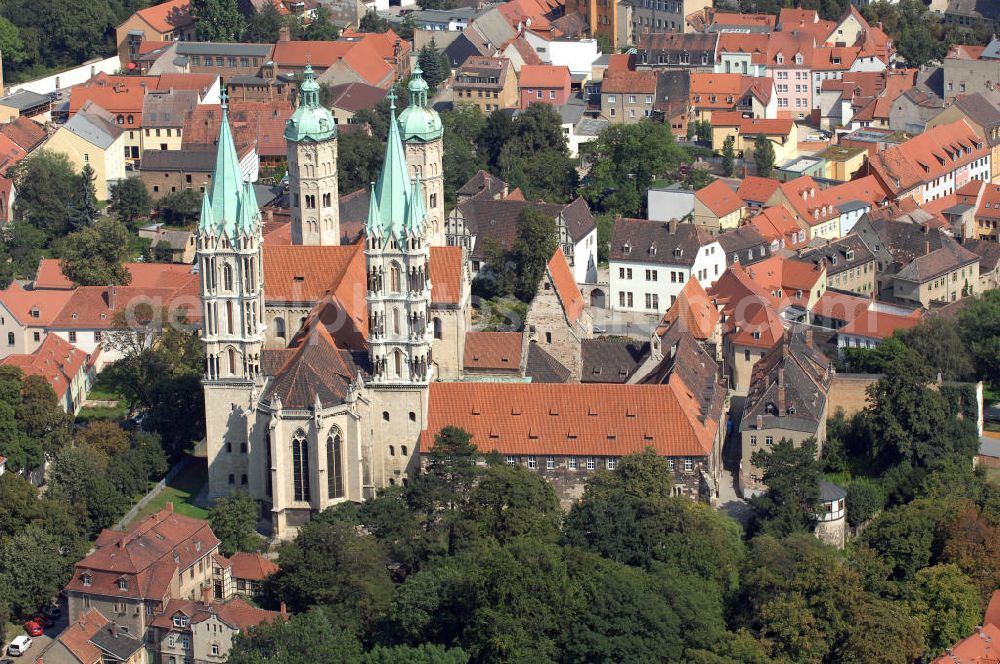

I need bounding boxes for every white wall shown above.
[608,259,691,313]
[648,189,694,222]
[526,34,601,75]
[8,56,120,95]
[691,241,726,287]
[572,229,598,284]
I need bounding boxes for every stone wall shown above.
[815,515,846,549]
[525,273,589,380]
[828,373,880,418]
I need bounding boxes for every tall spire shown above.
[368,90,412,238]
[408,64,429,109]
[405,174,426,236]
[199,89,244,235]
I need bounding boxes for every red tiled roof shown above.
[52,608,109,664]
[985,590,1000,629]
[132,0,192,33]
[213,596,285,630]
[518,64,571,88]
[227,552,278,582]
[155,73,220,95]
[424,381,718,458]
[867,119,987,195]
[810,290,870,322]
[430,246,464,306]
[712,112,794,137]
[50,279,201,330]
[656,277,719,340]
[695,179,743,218]
[766,31,817,67]
[0,116,47,152]
[0,282,74,326]
[35,259,197,290]
[716,33,768,65]
[737,176,782,204]
[749,205,807,248]
[35,258,75,289]
[747,255,825,300]
[977,182,1000,220]
[708,264,785,348]
[464,331,523,370]
[70,75,153,123]
[946,44,986,60]
[840,307,922,339]
[0,334,89,401]
[930,622,1000,663]
[600,69,656,94]
[547,248,584,323]
[606,53,636,72]
[0,133,27,174]
[272,40,353,68]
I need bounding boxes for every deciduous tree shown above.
[109,177,152,230]
[191,0,245,41]
[209,490,262,557]
[57,217,132,286]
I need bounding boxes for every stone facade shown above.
[524,263,592,381]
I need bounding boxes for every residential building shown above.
[749,205,809,251]
[638,32,718,69]
[325,83,387,125]
[518,64,572,109]
[765,31,816,119]
[736,176,782,211]
[215,552,278,599]
[0,334,94,414]
[37,608,144,664]
[653,69,691,136]
[410,7,479,32]
[149,596,284,664]
[862,119,991,204]
[766,175,885,239]
[693,179,745,232]
[175,42,275,78]
[942,40,1000,99]
[739,329,832,496]
[799,235,877,296]
[141,88,199,153]
[600,70,657,122]
[608,218,725,313]
[689,73,775,122]
[972,182,1000,239]
[944,0,998,32]
[44,102,126,201]
[837,303,922,351]
[0,90,53,122]
[116,0,195,66]
[715,33,769,77]
[746,254,828,313]
[629,0,713,44]
[710,113,799,165]
[648,182,694,221]
[453,57,519,112]
[852,206,954,294]
[0,282,73,358]
[140,149,215,199]
[564,0,629,49]
[892,240,981,306]
[0,116,48,154]
[889,86,947,134]
[68,75,148,166]
[687,8,776,34]
[716,224,772,267]
[925,92,1000,182]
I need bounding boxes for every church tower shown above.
[198,93,266,499]
[285,64,339,246]
[398,66,445,246]
[365,90,434,386]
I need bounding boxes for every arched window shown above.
[394,350,403,377]
[226,301,234,334]
[327,431,343,499]
[292,430,311,502]
[240,474,247,485]
[401,445,408,456]
[389,445,395,457]
[274,317,286,339]
[390,263,401,292]
[433,317,442,339]
[545,331,552,343]
[227,347,236,375]
[264,430,273,497]
[393,309,400,336]
[228,474,235,485]
[223,263,233,290]
[6,332,13,345]
[127,114,134,124]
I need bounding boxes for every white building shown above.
[648,183,695,222]
[607,218,723,314]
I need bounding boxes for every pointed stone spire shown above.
[202,88,243,235]
[405,174,426,236]
[370,90,411,238]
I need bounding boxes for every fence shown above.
[112,455,192,531]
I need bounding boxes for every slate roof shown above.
[0,90,50,112]
[457,169,507,199]
[581,337,650,383]
[175,42,273,57]
[798,235,874,276]
[325,82,387,112]
[716,225,770,261]
[953,93,1000,143]
[740,328,832,434]
[63,102,124,149]
[141,149,216,172]
[142,88,199,128]
[88,624,144,662]
[965,238,1000,273]
[639,334,727,430]
[609,219,710,267]
[524,342,571,383]
[460,196,595,259]
[894,238,979,283]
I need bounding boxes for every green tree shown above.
[958,290,1000,388]
[57,217,132,286]
[17,375,71,456]
[48,444,129,534]
[6,222,48,279]
[464,463,561,544]
[337,131,384,194]
[243,2,286,42]
[229,608,363,664]
[834,598,926,664]
[0,473,42,539]
[845,479,885,528]
[942,505,1000,603]
[753,134,776,178]
[264,512,393,633]
[416,0,458,9]
[157,189,202,226]
[359,10,389,33]
[417,38,450,91]
[10,150,80,239]
[68,163,99,230]
[299,6,340,40]
[479,111,515,170]
[722,135,736,177]
[363,644,468,663]
[0,523,77,619]
[906,563,981,657]
[501,148,579,203]
[209,491,262,557]
[596,213,613,264]
[109,177,152,230]
[394,13,416,41]
[191,0,245,41]
[0,16,28,66]
[508,206,558,302]
[76,420,130,456]
[749,438,822,537]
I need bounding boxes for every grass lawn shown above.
[127,456,208,526]
[75,404,129,423]
[87,372,127,402]
[4,621,25,640]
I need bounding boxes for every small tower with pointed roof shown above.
[365,90,434,389]
[285,64,340,246]
[398,65,445,246]
[198,91,266,499]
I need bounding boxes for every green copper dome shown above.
[284,65,336,143]
[398,65,442,143]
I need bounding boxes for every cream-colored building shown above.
[43,102,126,200]
[892,241,981,306]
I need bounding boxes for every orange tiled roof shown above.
[601,69,656,94]
[464,331,523,370]
[423,381,718,458]
[227,552,279,582]
[867,119,987,195]
[716,33,768,65]
[930,623,1000,664]
[810,290,870,322]
[34,259,197,290]
[0,282,74,326]
[546,248,584,323]
[430,246,465,306]
[271,40,354,68]
[695,179,743,218]
[50,278,201,330]
[737,176,782,205]
[840,306,921,339]
[656,277,719,340]
[749,205,807,248]
[518,64,571,88]
[0,334,88,401]
[133,0,192,33]
[0,133,27,174]
[52,608,109,664]
[606,53,636,72]
[0,116,47,152]
[747,255,825,297]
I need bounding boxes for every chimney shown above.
[166,501,174,513]
[278,26,291,42]
[778,367,786,414]
[201,584,212,605]
[668,220,677,234]
[756,414,763,429]
[925,240,930,255]
[110,621,118,638]
[265,209,273,224]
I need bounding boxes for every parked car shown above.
[7,635,32,656]
[22,621,43,637]
[32,614,53,628]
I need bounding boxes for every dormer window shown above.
[795,54,803,64]
[118,578,128,591]
[831,256,838,265]
[752,331,761,339]
[173,615,190,628]
[623,243,631,254]
[776,54,784,64]
[845,249,854,261]
[673,247,683,258]
[29,308,39,318]
[82,573,92,587]
[649,245,656,256]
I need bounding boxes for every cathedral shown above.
[197,65,471,537]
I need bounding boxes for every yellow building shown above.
[817,145,866,182]
[711,112,799,165]
[43,102,126,200]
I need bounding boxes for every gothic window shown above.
[226,301,234,333]
[390,263,402,292]
[430,193,437,209]
[274,317,286,338]
[393,309,401,335]
[389,445,395,456]
[223,263,233,291]
[265,430,272,497]
[327,431,343,499]
[292,430,311,502]
[394,350,403,377]
[433,317,442,339]
[322,193,331,207]
[227,347,236,375]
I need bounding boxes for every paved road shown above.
[2,598,67,659]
